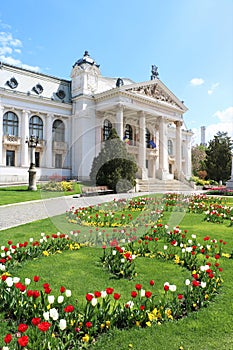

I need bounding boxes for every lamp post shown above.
[26,135,39,191]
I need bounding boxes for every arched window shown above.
[145,128,151,148]
[52,119,65,142]
[168,139,173,155]
[29,116,43,139]
[103,119,112,141]
[3,111,19,136]
[124,124,133,144]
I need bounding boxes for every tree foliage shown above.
[89,128,138,193]
[204,131,233,183]
[191,145,207,176]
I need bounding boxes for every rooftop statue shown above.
[151,65,159,80]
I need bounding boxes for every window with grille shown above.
[29,116,43,139]
[3,112,19,136]
[52,119,65,142]
[103,119,112,141]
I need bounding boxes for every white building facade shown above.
[0,51,193,184]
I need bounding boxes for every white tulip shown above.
[65,289,71,297]
[48,295,55,304]
[25,278,31,286]
[50,308,59,320]
[59,319,67,330]
[43,311,50,320]
[58,295,64,304]
[91,297,98,307]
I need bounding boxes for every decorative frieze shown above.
[126,83,181,108]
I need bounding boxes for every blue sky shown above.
[0,0,232,144]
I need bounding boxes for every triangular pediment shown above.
[123,80,186,111]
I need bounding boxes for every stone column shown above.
[226,153,233,190]
[21,110,29,167]
[45,114,53,168]
[157,117,169,179]
[174,121,183,179]
[116,104,124,140]
[155,127,159,176]
[0,106,4,166]
[138,111,147,179]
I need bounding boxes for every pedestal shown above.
[226,155,233,190]
[226,179,233,190]
[28,166,37,191]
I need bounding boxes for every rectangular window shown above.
[35,152,40,167]
[6,150,15,166]
[55,154,62,168]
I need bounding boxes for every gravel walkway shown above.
[0,192,146,231]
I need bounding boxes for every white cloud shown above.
[213,107,233,123]
[208,82,219,95]
[0,31,22,48]
[0,54,40,72]
[190,78,205,86]
[0,46,12,55]
[191,107,233,145]
[0,30,40,72]
[21,63,40,72]
[0,55,21,66]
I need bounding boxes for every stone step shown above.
[137,179,193,192]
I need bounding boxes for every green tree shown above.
[204,131,233,183]
[191,144,207,176]
[90,128,138,192]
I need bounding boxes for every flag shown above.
[149,140,156,149]
[123,136,130,145]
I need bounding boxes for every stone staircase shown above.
[137,178,193,193]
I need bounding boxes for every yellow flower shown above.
[52,333,56,338]
[34,304,37,309]
[148,313,155,321]
[128,344,133,348]
[222,253,231,258]
[146,321,152,327]
[70,319,75,326]
[43,251,49,256]
[106,320,111,328]
[69,244,74,250]
[174,255,180,264]
[205,294,209,300]
[165,309,173,319]
[82,334,90,343]
[136,321,140,327]
[100,323,105,329]
[47,304,51,310]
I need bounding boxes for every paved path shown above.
[0,189,204,231]
[0,192,148,231]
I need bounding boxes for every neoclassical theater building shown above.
[0,51,193,184]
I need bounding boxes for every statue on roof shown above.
[151,65,159,80]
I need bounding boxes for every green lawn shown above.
[0,197,232,349]
[0,183,82,206]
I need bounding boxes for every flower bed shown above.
[0,194,232,349]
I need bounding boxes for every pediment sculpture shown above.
[126,83,181,108]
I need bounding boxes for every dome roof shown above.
[73,51,100,68]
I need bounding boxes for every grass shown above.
[0,183,82,206]
[0,197,232,349]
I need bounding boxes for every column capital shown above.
[22,109,30,115]
[116,103,124,111]
[174,120,183,128]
